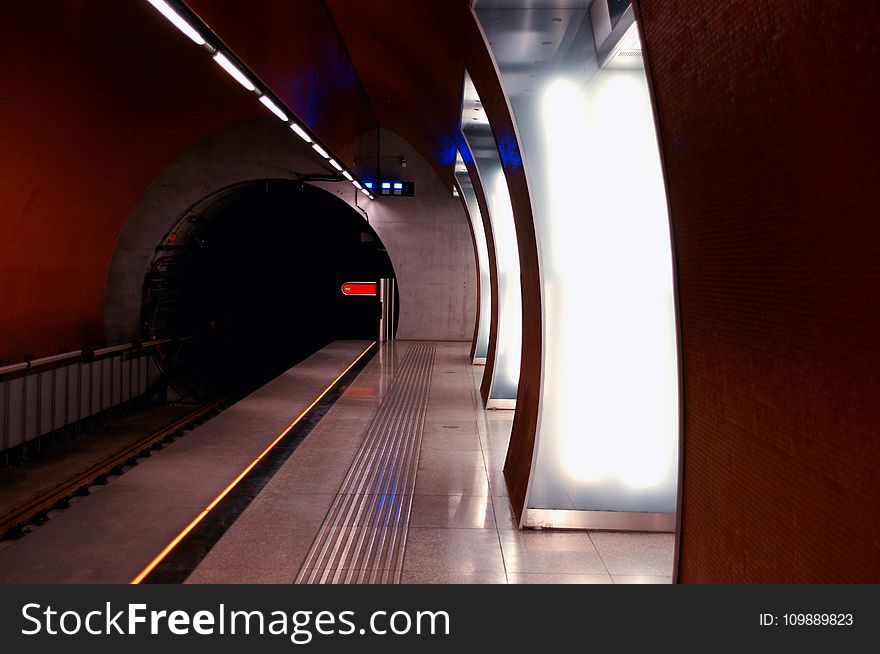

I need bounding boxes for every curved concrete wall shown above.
[105,119,475,345]
[313,128,477,342]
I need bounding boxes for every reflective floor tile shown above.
[499,530,607,575]
[588,531,675,576]
[410,494,496,529]
[508,573,613,584]
[403,528,505,573]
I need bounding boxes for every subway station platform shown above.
[0,341,672,584]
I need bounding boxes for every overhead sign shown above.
[341,282,377,296]
[372,181,415,197]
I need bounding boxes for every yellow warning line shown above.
[130,341,376,584]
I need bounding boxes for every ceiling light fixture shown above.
[289,122,312,143]
[145,0,206,45]
[144,1,373,196]
[259,96,288,121]
[212,52,255,91]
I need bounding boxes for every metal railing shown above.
[0,336,196,461]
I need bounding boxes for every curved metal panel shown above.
[451,4,545,519]
[461,78,521,404]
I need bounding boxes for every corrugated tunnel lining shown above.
[296,342,436,584]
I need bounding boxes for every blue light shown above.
[365,182,374,189]
[393,182,403,190]
[381,182,391,189]
[497,130,523,171]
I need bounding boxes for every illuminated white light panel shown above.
[146,0,206,45]
[483,159,521,402]
[455,165,491,362]
[212,52,255,91]
[329,159,343,171]
[259,96,288,121]
[524,69,678,513]
[311,143,330,158]
[460,77,521,404]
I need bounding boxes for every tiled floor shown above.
[190,340,675,584]
[399,341,674,584]
[0,339,673,583]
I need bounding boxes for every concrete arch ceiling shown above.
[105,118,476,346]
[0,0,469,361]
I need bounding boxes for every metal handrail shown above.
[0,335,198,380]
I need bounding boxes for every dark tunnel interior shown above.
[141,180,395,400]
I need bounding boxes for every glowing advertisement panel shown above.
[477,7,679,521]
[455,159,492,363]
[461,79,521,405]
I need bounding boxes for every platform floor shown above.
[0,340,673,584]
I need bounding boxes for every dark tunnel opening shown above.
[141,179,395,400]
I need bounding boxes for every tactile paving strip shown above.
[295,342,435,584]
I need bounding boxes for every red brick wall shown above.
[636,1,880,582]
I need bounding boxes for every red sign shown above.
[341,282,377,296]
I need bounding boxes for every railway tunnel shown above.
[0,0,877,587]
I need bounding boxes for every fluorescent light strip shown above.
[290,122,312,143]
[213,52,255,91]
[146,0,206,45]
[259,96,288,121]
[143,2,367,198]
[130,341,377,584]
[342,171,353,181]
[352,181,363,190]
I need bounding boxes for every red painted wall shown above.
[324,0,465,183]
[186,0,377,164]
[636,1,880,581]
[0,1,376,363]
[0,3,259,361]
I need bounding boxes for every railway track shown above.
[0,398,228,539]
